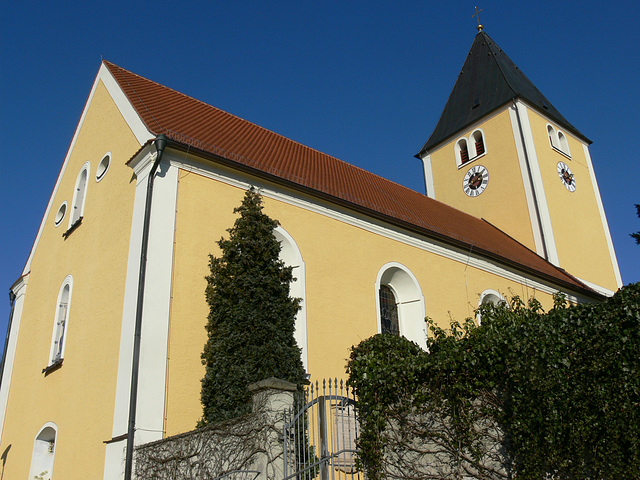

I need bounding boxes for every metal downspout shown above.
[512,99,549,261]
[124,134,167,480]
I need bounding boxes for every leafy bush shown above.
[348,284,640,479]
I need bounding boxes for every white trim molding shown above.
[22,62,153,276]
[105,149,179,479]
[420,153,436,199]
[582,144,623,289]
[170,152,594,304]
[375,262,427,349]
[274,226,308,371]
[0,273,29,442]
[510,101,560,266]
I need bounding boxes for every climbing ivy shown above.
[347,283,640,479]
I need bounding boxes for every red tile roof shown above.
[103,61,595,296]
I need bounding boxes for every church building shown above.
[0,27,621,479]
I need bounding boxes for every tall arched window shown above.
[49,276,73,366]
[274,226,308,371]
[379,285,399,335]
[375,263,427,349]
[69,162,90,228]
[28,422,58,480]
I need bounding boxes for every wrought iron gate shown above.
[283,379,360,480]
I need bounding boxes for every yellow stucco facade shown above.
[428,107,537,252]
[163,167,560,436]
[527,110,619,291]
[0,81,140,479]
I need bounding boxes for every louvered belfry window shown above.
[460,147,469,164]
[379,285,400,335]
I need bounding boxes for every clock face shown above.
[463,165,489,197]
[557,161,576,192]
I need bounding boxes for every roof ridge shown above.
[479,32,518,100]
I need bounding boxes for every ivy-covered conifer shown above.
[200,188,306,425]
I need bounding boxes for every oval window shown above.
[55,202,67,227]
[96,154,111,182]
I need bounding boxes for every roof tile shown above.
[103,60,594,295]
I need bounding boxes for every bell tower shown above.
[416,28,622,294]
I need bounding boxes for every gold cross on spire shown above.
[473,6,484,31]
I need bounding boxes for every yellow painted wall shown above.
[0,81,141,479]
[164,167,560,436]
[428,107,537,251]
[527,111,618,291]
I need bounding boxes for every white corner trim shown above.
[420,154,435,199]
[108,151,178,462]
[582,145,623,288]
[22,63,152,276]
[0,274,29,443]
[509,105,545,256]
[98,63,154,146]
[513,101,560,266]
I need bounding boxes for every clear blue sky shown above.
[1,1,639,353]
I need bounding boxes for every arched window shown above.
[477,289,506,325]
[375,263,427,349]
[49,276,73,366]
[547,125,558,148]
[28,423,58,480]
[379,285,399,335]
[456,138,470,165]
[69,162,89,228]
[548,125,571,158]
[472,130,485,156]
[557,131,570,157]
[455,130,487,167]
[274,226,308,371]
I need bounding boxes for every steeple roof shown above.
[418,31,590,156]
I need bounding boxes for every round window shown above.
[55,202,67,227]
[96,154,111,182]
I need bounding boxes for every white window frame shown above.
[49,275,73,365]
[547,124,571,158]
[69,162,90,228]
[375,262,427,349]
[274,226,308,371]
[455,128,487,168]
[477,288,506,325]
[96,151,111,182]
[28,422,58,480]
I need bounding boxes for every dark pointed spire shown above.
[418,31,590,156]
